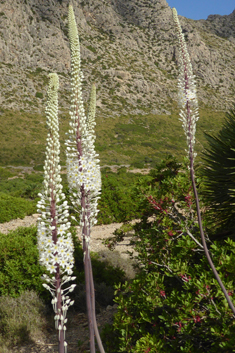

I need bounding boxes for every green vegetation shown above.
[0,173,43,198]
[200,105,235,232]
[97,167,144,224]
[35,92,43,99]
[0,167,146,224]
[102,157,235,352]
[0,193,36,223]
[0,225,125,298]
[0,171,44,222]
[0,107,226,168]
[0,225,126,349]
[0,109,70,166]
[0,226,47,298]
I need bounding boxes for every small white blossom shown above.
[172,8,199,159]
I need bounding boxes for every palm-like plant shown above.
[201,104,235,230]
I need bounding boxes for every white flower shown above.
[65,263,73,275]
[60,258,67,268]
[58,225,66,236]
[49,264,56,274]
[46,238,53,247]
[58,236,65,245]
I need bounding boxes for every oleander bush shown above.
[102,158,235,352]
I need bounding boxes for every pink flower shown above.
[193,315,201,323]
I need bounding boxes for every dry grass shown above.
[0,291,48,349]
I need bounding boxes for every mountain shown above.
[0,0,234,167]
[0,0,234,116]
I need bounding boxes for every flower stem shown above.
[173,6,235,315]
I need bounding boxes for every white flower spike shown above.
[65,6,104,353]
[172,8,199,160]
[37,73,75,353]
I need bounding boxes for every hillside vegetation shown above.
[0,107,226,168]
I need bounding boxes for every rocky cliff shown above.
[0,0,234,117]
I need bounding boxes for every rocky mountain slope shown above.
[0,0,234,118]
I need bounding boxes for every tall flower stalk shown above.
[66,5,104,353]
[37,73,76,353]
[172,7,235,315]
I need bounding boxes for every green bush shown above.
[0,173,43,199]
[97,168,145,224]
[0,193,36,223]
[0,225,125,314]
[102,157,235,352]
[0,226,47,298]
[0,167,14,180]
[35,92,43,99]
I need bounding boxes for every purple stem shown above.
[49,153,65,352]
[81,187,95,352]
[181,42,235,315]
[74,102,99,352]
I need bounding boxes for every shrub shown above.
[0,226,47,298]
[0,193,36,223]
[0,224,125,313]
[0,174,43,199]
[102,158,235,352]
[35,92,43,99]
[0,167,14,180]
[97,168,144,224]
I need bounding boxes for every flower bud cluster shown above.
[87,83,97,144]
[172,8,199,158]
[42,274,76,351]
[37,73,75,276]
[66,5,101,231]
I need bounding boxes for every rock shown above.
[0,0,234,117]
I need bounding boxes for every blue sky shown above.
[166,0,235,20]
